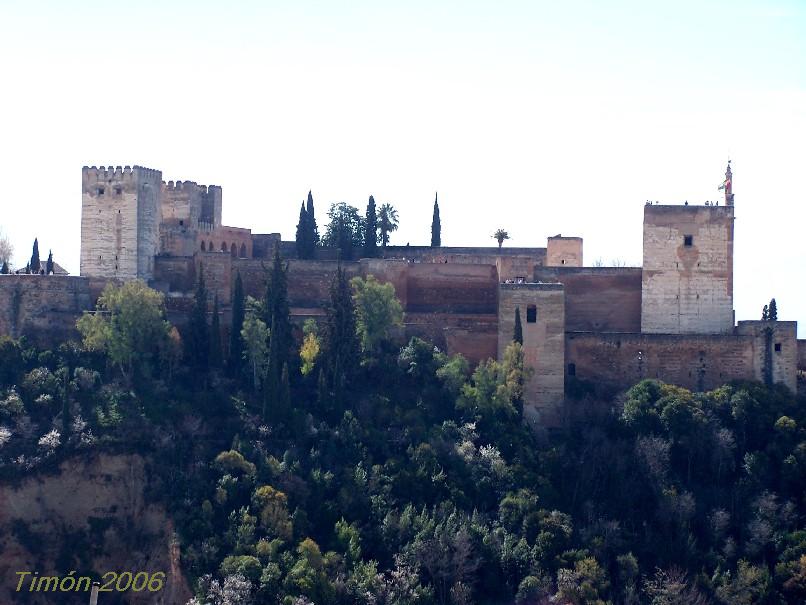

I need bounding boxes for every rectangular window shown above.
[683,235,693,247]
[526,305,537,323]
[568,362,576,376]
[115,186,122,195]
[774,343,782,352]
[97,187,105,196]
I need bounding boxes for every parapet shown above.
[82,165,162,183]
[546,234,583,267]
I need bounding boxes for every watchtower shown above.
[80,166,162,280]
[641,163,735,334]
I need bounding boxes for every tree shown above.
[229,271,245,378]
[295,201,310,259]
[493,229,510,249]
[30,238,40,273]
[241,308,269,392]
[431,193,441,247]
[0,261,8,274]
[364,195,378,258]
[306,190,319,246]
[0,228,12,269]
[768,298,778,321]
[264,245,293,381]
[186,266,210,373]
[76,280,170,380]
[351,275,403,354]
[761,305,769,321]
[321,264,361,408]
[378,203,399,247]
[210,295,222,369]
[513,307,523,345]
[300,319,320,376]
[45,250,53,275]
[323,202,364,260]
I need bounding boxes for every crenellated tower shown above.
[81,166,162,280]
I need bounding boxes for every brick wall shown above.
[533,267,642,332]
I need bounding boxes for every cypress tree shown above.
[186,264,210,374]
[279,362,291,421]
[769,298,778,321]
[265,244,293,362]
[1,261,8,274]
[210,294,222,369]
[229,271,245,378]
[431,193,441,247]
[307,190,319,246]
[761,305,769,321]
[364,195,378,258]
[46,250,54,275]
[321,263,360,411]
[295,202,309,259]
[513,307,523,344]
[30,238,40,274]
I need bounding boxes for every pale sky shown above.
[1,0,804,335]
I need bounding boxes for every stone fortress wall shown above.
[2,163,804,427]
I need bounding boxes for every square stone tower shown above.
[498,282,565,427]
[81,166,162,280]
[641,203,734,334]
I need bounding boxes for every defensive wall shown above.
[532,266,642,333]
[0,275,93,345]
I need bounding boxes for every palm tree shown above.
[493,229,510,249]
[378,203,399,247]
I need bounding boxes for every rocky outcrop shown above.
[0,453,192,604]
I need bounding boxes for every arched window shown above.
[201,241,206,251]
[221,242,227,252]
[240,243,247,258]
[231,243,237,258]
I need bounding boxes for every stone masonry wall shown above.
[533,267,642,332]
[0,275,92,344]
[641,204,734,334]
[546,236,583,267]
[81,166,162,281]
[498,283,565,427]
[736,321,798,392]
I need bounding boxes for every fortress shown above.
[1,163,804,426]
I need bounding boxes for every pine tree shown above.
[46,250,54,275]
[186,265,210,373]
[1,261,8,274]
[210,295,222,369]
[769,298,778,321]
[307,190,319,246]
[364,195,378,258]
[30,238,40,274]
[320,263,360,411]
[229,271,245,378]
[513,307,523,344]
[431,193,441,247]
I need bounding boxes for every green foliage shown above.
[299,321,320,377]
[229,271,245,379]
[210,295,222,369]
[29,237,39,274]
[350,275,403,354]
[378,203,399,247]
[493,228,510,248]
[214,450,257,476]
[76,280,170,380]
[241,306,269,392]
[431,193,441,247]
[296,191,319,260]
[514,306,523,345]
[220,555,262,581]
[186,268,210,373]
[364,195,378,258]
[322,202,364,259]
[320,265,360,409]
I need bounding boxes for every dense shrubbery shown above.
[1,272,805,604]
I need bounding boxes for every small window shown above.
[774,343,782,352]
[683,235,693,247]
[561,259,566,264]
[179,219,184,226]
[568,362,576,376]
[115,187,122,195]
[526,305,537,323]
[201,241,206,251]
[97,187,105,195]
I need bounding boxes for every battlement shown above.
[162,181,221,194]
[82,165,162,183]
